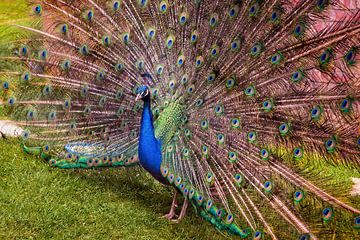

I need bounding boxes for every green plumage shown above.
[154,99,184,144]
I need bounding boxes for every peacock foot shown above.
[162,191,178,220]
[171,198,188,223]
[162,212,178,220]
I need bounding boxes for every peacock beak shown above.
[135,89,149,101]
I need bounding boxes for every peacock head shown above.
[135,85,150,101]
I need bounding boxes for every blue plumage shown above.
[137,90,167,185]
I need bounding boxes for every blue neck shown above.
[138,98,167,184]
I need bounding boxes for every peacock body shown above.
[1,0,360,239]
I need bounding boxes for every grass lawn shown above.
[0,138,225,240]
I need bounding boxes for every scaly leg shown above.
[171,198,188,223]
[163,191,178,220]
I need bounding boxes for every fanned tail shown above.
[1,0,360,239]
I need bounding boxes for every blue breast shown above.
[138,100,168,185]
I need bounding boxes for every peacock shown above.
[0,0,360,239]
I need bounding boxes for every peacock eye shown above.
[102,35,111,47]
[316,0,329,11]
[135,59,145,71]
[2,81,9,90]
[226,78,236,90]
[214,104,224,115]
[81,84,89,97]
[159,1,168,13]
[84,105,91,115]
[270,51,283,65]
[294,21,306,38]
[247,132,257,143]
[291,69,304,83]
[84,10,94,21]
[179,12,188,25]
[177,54,185,67]
[122,32,130,44]
[228,5,239,19]
[21,72,31,82]
[325,138,336,152]
[210,45,219,58]
[148,29,155,39]
[115,61,124,73]
[19,45,29,57]
[263,181,273,192]
[60,59,71,71]
[207,72,216,84]
[39,49,48,61]
[201,120,208,130]
[244,86,256,97]
[195,99,204,107]
[202,145,208,155]
[180,74,188,85]
[310,105,322,121]
[96,69,106,81]
[156,64,164,75]
[27,110,36,121]
[138,0,148,8]
[253,231,263,240]
[355,216,360,227]
[293,147,303,160]
[43,85,52,96]
[190,30,198,43]
[113,1,121,11]
[344,48,356,65]
[187,85,195,94]
[209,13,219,28]
[319,49,332,68]
[279,123,290,136]
[228,151,237,163]
[271,12,277,20]
[22,130,30,140]
[230,39,241,52]
[251,43,262,57]
[180,16,186,23]
[262,100,273,112]
[99,96,107,107]
[260,149,270,160]
[322,207,333,222]
[195,56,204,68]
[79,44,89,56]
[166,35,175,49]
[61,24,69,34]
[8,97,15,106]
[249,3,259,17]
[33,4,42,15]
[168,80,176,90]
[339,98,352,113]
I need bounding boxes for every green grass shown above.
[0,138,225,240]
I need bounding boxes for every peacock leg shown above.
[163,191,178,220]
[171,198,188,223]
